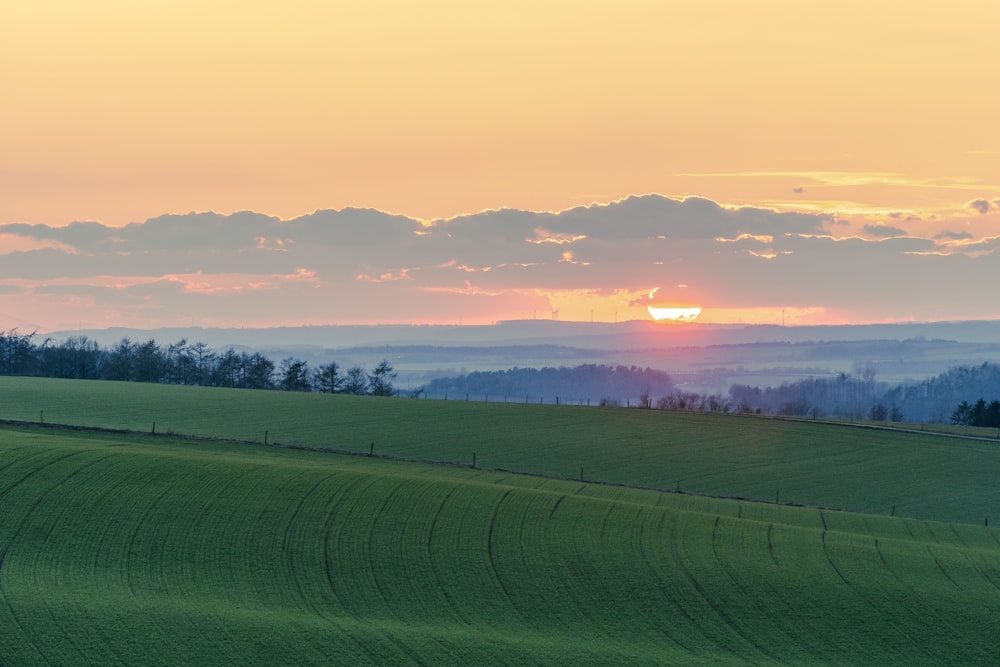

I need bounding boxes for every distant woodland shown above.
[421,364,675,404]
[4,328,1000,424]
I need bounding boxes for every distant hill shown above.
[41,319,1000,396]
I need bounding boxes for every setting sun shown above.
[648,306,702,322]
[647,287,702,322]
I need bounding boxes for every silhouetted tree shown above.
[278,357,312,392]
[368,359,397,396]
[243,353,274,390]
[0,329,38,376]
[165,339,191,384]
[189,341,215,385]
[104,338,136,381]
[134,339,166,383]
[213,348,242,388]
[313,361,343,393]
[342,366,368,395]
[952,400,973,425]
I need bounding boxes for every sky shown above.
[2,1,999,332]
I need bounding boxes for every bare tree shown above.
[105,337,136,381]
[342,366,368,395]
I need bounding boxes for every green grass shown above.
[3,376,1000,524]
[2,424,1000,664]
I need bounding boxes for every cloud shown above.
[715,234,774,244]
[886,211,921,221]
[355,268,415,283]
[934,230,973,241]
[5,193,1000,330]
[965,198,992,214]
[862,224,907,238]
[0,220,112,249]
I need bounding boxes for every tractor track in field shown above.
[286,471,407,664]
[766,524,779,567]
[598,502,617,540]
[0,544,47,663]
[363,481,431,667]
[668,514,769,662]
[817,526,924,655]
[486,489,526,624]
[928,546,965,592]
[641,512,698,652]
[282,474,338,612]
[547,494,566,519]
[318,475,385,665]
[0,449,104,664]
[709,515,791,663]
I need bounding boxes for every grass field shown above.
[3,376,1000,524]
[2,424,1000,664]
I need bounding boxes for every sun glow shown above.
[647,287,702,322]
[647,306,702,322]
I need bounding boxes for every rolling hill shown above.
[1,377,999,663]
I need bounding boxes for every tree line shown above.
[951,399,1000,428]
[0,329,397,396]
[7,327,1000,424]
[422,364,675,404]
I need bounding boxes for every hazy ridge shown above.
[50,319,1000,395]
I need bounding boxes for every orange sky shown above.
[3,1,998,228]
[2,2,1000,331]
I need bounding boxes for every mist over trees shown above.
[422,364,674,404]
[727,362,1000,424]
[729,365,887,420]
[883,363,1000,424]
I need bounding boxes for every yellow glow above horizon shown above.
[2,1,998,227]
[647,306,702,323]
